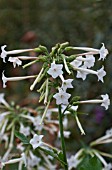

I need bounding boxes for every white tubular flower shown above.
[1,45,7,63]
[70,59,82,68]
[47,62,63,78]
[79,94,110,110]
[71,63,106,82]
[101,94,110,110]
[106,128,112,136]
[97,66,106,82]
[8,57,22,68]
[19,123,30,137]
[99,43,109,61]
[67,155,81,170]
[61,79,74,91]
[0,93,10,108]
[28,151,40,167]
[69,44,108,60]
[58,131,71,138]
[2,71,36,88]
[0,45,33,63]
[32,115,43,131]
[82,55,95,68]
[74,55,95,68]
[17,143,25,152]
[0,112,10,122]
[30,134,44,150]
[21,153,27,167]
[103,163,112,170]
[53,89,71,105]
[76,68,89,80]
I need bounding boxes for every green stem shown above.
[58,105,68,170]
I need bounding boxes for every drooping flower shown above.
[0,45,33,63]
[99,43,109,61]
[2,71,36,88]
[71,63,106,82]
[30,134,44,150]
[53,89,71,105]
[97,66,106,83]
[47,62,63,78]
[79,94,110,110]
[101,94,110,110]
[69,43,108,60]
[8,57,22,68]
[19,123,30,137]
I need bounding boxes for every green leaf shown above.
[78,155,102,170]
[15,131,29,144]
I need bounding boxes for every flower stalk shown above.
[58,105,68,170]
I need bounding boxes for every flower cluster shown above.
[0,42,111,169]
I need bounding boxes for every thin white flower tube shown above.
[67,43,108,60]
[79,94,110,110]
[93,150,108,167]
[2,71,37,88]
[1,45,33,63]
[30,67,44,91]
[18,56,37,60]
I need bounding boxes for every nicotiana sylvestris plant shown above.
[0,42,111,170]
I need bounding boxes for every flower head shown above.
[30,134,43,150]
[101,94,110,110]
[53,89,71,105]
[8,57,22,68]
[99,43,109,61]
[47,63,63,78]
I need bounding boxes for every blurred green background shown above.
[0,0,112,158]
